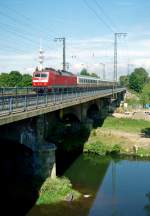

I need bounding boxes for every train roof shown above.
[60,70,75,76]
[34,67,75,77]
[77,75,101,80]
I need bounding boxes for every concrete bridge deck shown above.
[0,87,125,126]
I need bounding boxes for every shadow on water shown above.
[27,156,150,216]
[27,198,93,216]
[144,192,150,215]
[0,139,43,216]
[64,154,110,194]
[27,154,111,216]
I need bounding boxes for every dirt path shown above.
[95,128,150,152]
[112,111,150,121]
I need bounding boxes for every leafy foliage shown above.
[80,68,90,76]
[91,72,98,77]
[140,83,150,105]
[80,68,99,77]
[9,71,22,87]
[18,74,32,86]
[129,68,149,92]
[119,75,129,87]
[0,71,32,87]
[0,73,10,87]
[37,177,81,204]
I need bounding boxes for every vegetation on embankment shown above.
[36,177,81,205]
[84,117,150,157]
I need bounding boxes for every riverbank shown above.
[84,117,150,157]
[29,117,150,209]
[36,177,81,205]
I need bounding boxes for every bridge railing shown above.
[0,87,125,116]
[0,87,36,96]
[0,85,122,96]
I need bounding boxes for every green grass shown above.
[84,129,123,156]
[136,148,150,157]
[36,177,81,205]
[83,117,150,157]
[84,140,121,156]
[102,116,150,133]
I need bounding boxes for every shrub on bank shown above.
[84,139,121,156]
[37,177,81,205]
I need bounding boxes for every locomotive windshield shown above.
[41,73,48,78]
[34,72,48,78]
[34,73,40,77]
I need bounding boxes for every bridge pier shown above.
[33,143,56,180]
[33,115,56,179]
[0,115,57,180]
[20,115,57,180]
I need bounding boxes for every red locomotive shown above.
[32,68,77,89]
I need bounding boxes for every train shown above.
[32,67,116,91]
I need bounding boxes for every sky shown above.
[0,0,150,80]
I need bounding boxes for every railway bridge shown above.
[0,86,126,180]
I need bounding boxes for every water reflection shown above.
[64,154,110,194]
[144,192,150,216]
[27,154,110,216]
[89,159,150,216]
[27,156,150,216]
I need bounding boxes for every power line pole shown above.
[54,37,66,71]
[114,33,127,81]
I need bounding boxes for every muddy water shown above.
[27,154,150,216]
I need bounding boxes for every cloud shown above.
[1,35,150,78]
[0,53,36,60]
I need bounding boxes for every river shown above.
[27,154,150,216]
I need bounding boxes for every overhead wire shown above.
[0,2,66,61]
[0,23,37,46]
[0,2,51,37]
[93,0,118,31]
[83,0,115,34]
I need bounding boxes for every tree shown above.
[129,68,149,92]
[80,68,90,76]
[18,74,32,87]
[9,71,22,87]
[0,71,32,87]
[119,75,129,87]
[91,72,98,77]
[0,73,10,87]
[140,82,150,106]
